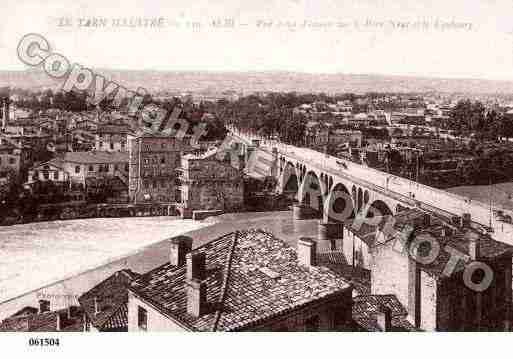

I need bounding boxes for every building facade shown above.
[128,230,353,332]
[177,149,244,217]
[127,134,193,203]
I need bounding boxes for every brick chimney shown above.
[237,154,245,171]
[466,230,480,261]
[56,312,61,331]
[297,237,317,267]
[94,297,100,315]
[186,278,207,317]
[170,236,193,266]
[462,213,471,228]
[423,213,431,227]
[377,304,392,332]
[186,251,206,281]
[38,299,50,314]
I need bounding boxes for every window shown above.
[114,164,119,171]
[305,315,320,331]
[75,166,80,174]
[125,164,129,171]
[88,165,94,172]
[137,306,147,330]
[43,171,49,180]
[110,142,114,150]
[161,157,165,164]
[53,172,58,180]
[9,157,15,164]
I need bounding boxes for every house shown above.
[128,230,353,331]
[127,133,194,204]
[62,151,129,185]
[78,269,140,332]
[0,142,24,178]
[26,158,68,184]
[95,123,131,152]
[177,148,244,218]
[371,209,513,331]
[60,151,129,202]
[0,300,83,332]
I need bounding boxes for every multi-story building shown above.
[26,158,68,184]
[0,138,31,183]
[128,230,353,332]
[62,151,129,185]
[127,134,193,203]
[369,209,513,331]
[177,148,244,218]
[95,123,130,152]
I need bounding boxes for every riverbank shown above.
[0,210,317,320]
[447,182,513,212]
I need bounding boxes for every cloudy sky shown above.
[1,0,513,80]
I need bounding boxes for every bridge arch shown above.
[357,188,363,213]
[324,182,355,222]
[366,199,393,218]
[279,161,300,198]
[298,170,325,216]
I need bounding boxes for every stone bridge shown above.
[227,128,513,245]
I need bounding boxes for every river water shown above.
[0,211,318,320]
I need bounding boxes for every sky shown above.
[1,0,513,80]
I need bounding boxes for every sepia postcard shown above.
[1,0,513,357]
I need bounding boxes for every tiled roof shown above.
[343,216,392,247]
[352,294,417,332]
[0,307,83,332]
[62,151,128,164]
[383,208,513,277]
[78,269,139,331]
[317,252,370,296]
[130,229,352,331]
[102,304,128,331]
[31,158,65,171]
[10,306,38,318]
[97,124,131,134]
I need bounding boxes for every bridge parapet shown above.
[227,128,513,244]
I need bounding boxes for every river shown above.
[0,211,318,320]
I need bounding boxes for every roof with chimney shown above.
[352,294,418,332]
[376,208,513,277]
[129,229,352,331]
[78,269,140,331]
[0,307,84,332]
[317,251,371,296]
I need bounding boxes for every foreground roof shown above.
[130,229,352,331]
[352,294,417,332]
[78,269,139,331]
[381,208,513,277]
[0,307,83,332]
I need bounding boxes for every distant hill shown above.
[1,68,513,94]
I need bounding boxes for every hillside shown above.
[1,68,513,94]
